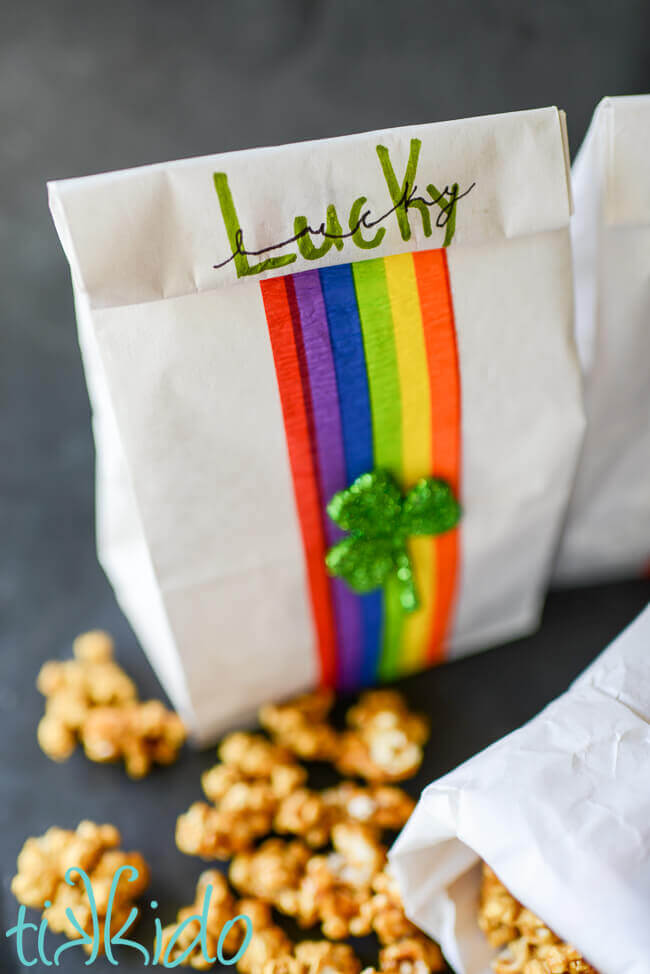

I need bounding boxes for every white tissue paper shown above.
[555,95,650,583]
[390,604,650,974]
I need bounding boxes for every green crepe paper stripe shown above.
[351,258,404,681]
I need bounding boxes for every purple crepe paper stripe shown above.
[291,269,363,690]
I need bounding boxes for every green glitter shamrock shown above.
[325,470,461,612]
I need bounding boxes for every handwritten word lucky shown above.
[212,138,475,276]
[6,865,252,968]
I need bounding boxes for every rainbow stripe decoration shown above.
[260,248,461,690]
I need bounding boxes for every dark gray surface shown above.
[1,2,649,971]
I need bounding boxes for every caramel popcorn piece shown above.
[479,864,598,974]
[178,735,306,863]
[176,783,278,861]
[157,870,247,969]
[378,935,446,973]
[81,699,186,779]
[219,732,295,777]
[323,782,415,831]
[273,778,415,849]
[533,944,596,974]
[87,847,149,916]
[492,939,535,974]
[37,711,78,761]
[346,691,429,741]
[336,691,429,782]
[262,940,361,974]
[179,733,307,862]
[207,733,307,802]
[297,856,369,939]
[288,823,387,938]
[270,762,309,799]
[218,734,307,801]
[237,898,273,930]
[73,629,116,663]
[479,865,522,948]
[36,630,185,776]
[37,630,137,762]
[358,868,420,944]
[330,821,386,884]
[259,690,340,762]
[11,821,149,955]
[202,763,249,803]
[238,926,293,974]
[230,838,312,917]
[262,958,302,974]
[274,789,336,848]
[11,821,122,907]
[295,940,360,974]
[157,882,277,970]
[273,941,361,974]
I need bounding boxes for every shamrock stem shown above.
[395,550,419,613]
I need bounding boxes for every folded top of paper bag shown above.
[595,95,650,227]
[49,107,570,308]
[389,606,650,974]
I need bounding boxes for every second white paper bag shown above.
[556,95,650,583]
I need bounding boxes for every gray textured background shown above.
[1,2,649,971]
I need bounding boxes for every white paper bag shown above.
[390,605,650,974]
[555,95,650,583]
[48,107,584,742]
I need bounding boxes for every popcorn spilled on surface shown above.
[172,688,442,972]
[23,663,441,972]
[37,629,186,778]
